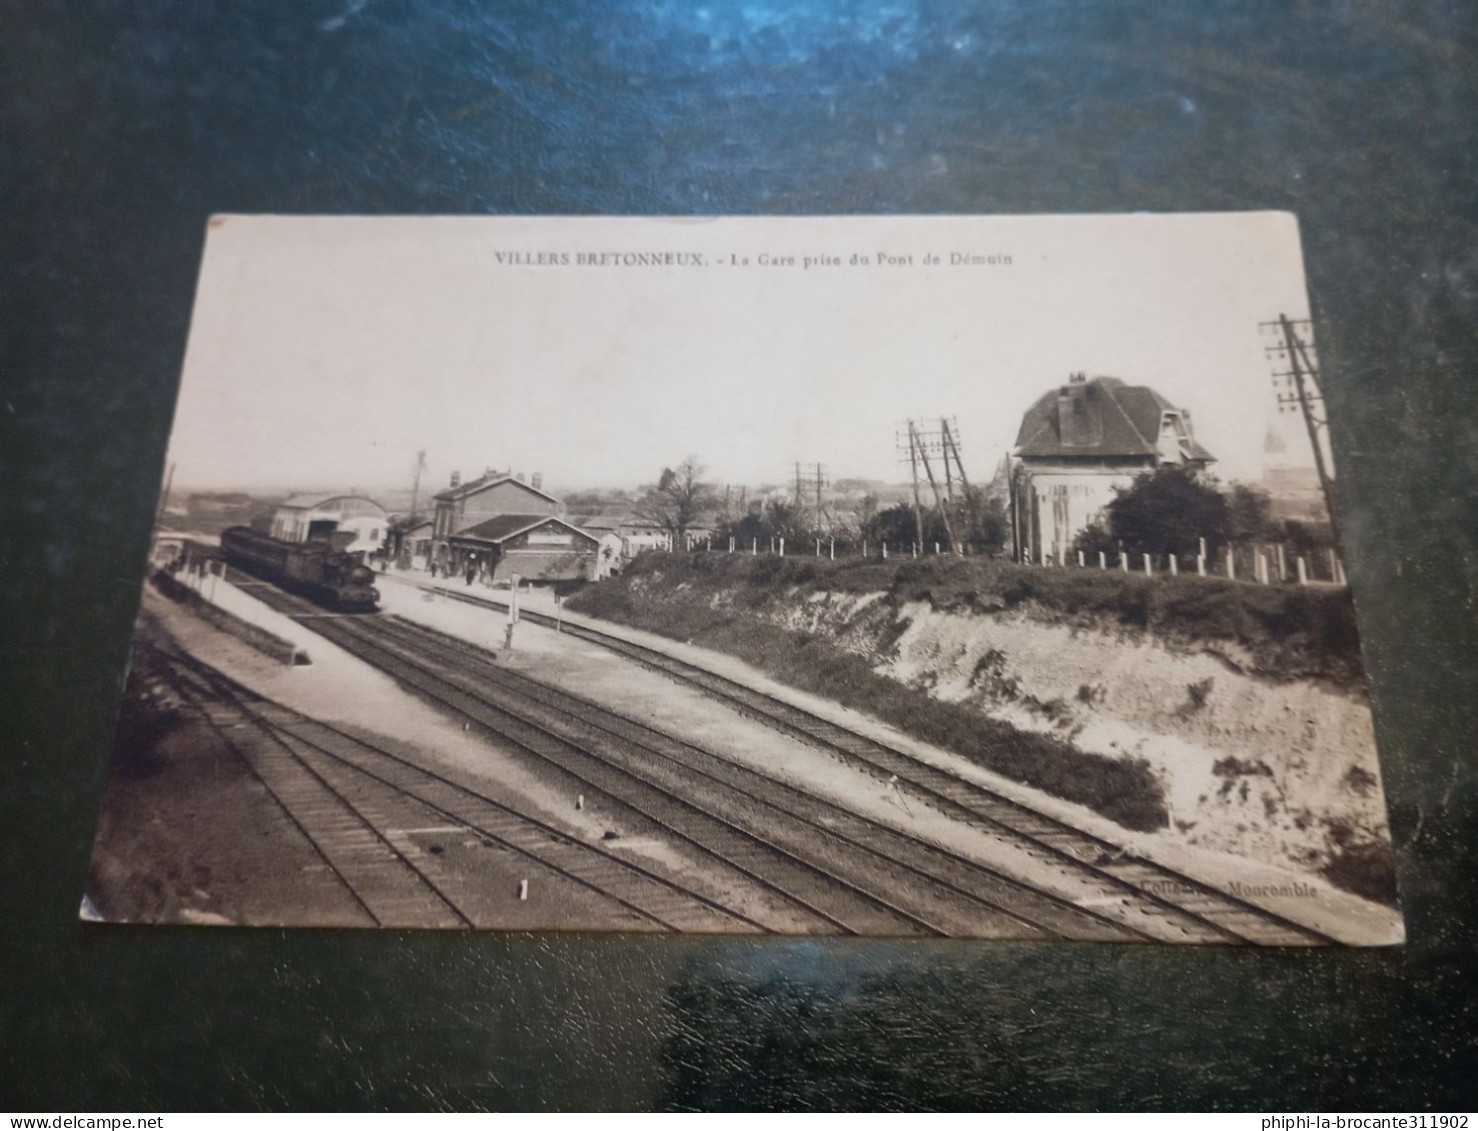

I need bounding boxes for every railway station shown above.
[428,468,600,583]
[443,513,601,584]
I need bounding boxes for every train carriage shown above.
[219,526,380,611]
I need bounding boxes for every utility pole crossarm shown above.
[911,420,957,554]
[1270,314,1342,550]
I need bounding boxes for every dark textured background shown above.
[3,1,1475,1111]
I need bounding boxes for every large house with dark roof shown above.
[1012,374,1215,563]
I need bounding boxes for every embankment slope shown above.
[567,554,1394,903]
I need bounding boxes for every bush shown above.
[583,550,1365,687]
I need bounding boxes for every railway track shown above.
[323,613,1150,942]
[145,637,768,933]
[406,581,1341,947]
[231,584,1028,937]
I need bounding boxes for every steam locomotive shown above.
[219,526,380,612]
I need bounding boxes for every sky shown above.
[167,213,1319,496]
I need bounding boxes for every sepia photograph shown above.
[84,213,1403,945]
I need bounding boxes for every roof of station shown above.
[448,514,598,545]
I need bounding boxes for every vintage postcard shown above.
[84,214,1403,944]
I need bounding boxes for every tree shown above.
[634,456,715,541]
[1226,483,1274,544]
[714,498,810,549]
[1100,465,1229,559]
[958,487,1009,555]
[1071,518,1119,559]
[863,502,948,549]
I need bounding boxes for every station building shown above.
[269,494,388,555]
[444,514,601,583]
[432,469,598,583]
[1011,374,1214,563]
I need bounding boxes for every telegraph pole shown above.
[1006,450,1022,562]
[899,426,926,551]
[941,418,971,497]
[814,462,825,533]
[1263,315,1341,550]
[911,421,957,553]
[409,448,427,519]
[940,418,975,543]
[791,462,827,532]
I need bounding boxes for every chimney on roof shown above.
[515,471,526,483]
[450,470,461,488]
[531,472,543,490]
[1070,371,1087,384]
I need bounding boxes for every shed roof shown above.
[1014,376,1214,462]
[276,493,387,512]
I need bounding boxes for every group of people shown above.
[424,556,481,586]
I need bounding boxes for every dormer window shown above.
[1157,411,1189,463]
